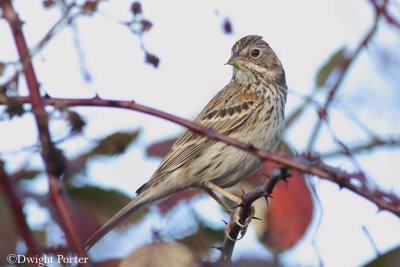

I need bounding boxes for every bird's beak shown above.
[226,54,246,67]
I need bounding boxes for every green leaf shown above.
[364,246,400,267]
[32,230,47,248]
[316,46,346,88]
[177,211,225,257]
[11,168,42,181]
[90,130,140,156]
[67,185,148,226]
[0,198,19,265]
[0,62,5,76]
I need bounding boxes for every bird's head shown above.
[227,35,285,85]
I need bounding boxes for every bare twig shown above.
[369,0,400,29]
[0,2,76,89]
[322,137,400,158]
[306,0,387,151]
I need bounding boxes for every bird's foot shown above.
[225,205,255,241]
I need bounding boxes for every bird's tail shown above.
[85,186,165,250]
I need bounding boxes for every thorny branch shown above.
[218,167,291,262]
[5,95,400,219]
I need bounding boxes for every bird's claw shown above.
[225,205,255,241]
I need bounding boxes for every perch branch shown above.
[218,167,291,262]
[2,95,399,218]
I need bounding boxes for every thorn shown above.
[264,192,273,206]
[211,246,223,251]
[263,191,274,199]
[264,196,269,206]
[231,203,243,209]
[240,186,245,195]
[252,216,261,221]
[221,219,228,225]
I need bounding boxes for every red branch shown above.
[0,161,40,264]
[1,0,88,261]
[6,95,400,218]
[369,0,400,29]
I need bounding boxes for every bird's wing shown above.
[136,85,261,193]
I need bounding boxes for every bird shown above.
[85,35,287,249]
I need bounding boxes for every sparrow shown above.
[86,35,287,249]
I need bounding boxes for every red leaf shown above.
[157,189,204,214]
[253,161,314,253]
[146,138,178,158]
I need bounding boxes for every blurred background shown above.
[1,0,400,266]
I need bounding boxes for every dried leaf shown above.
[90,130,139,156]
[131,2,142,16]
[5,98,24,118]
[47,145,66,176]
[316,46,346,88]
[140,19,152,32]
[82,0,98,14]
[64,154,90,179]
[67,111,86,134]
[42,0,55,8]
[120,242,199,267]
[145,53,160,68]
[222,18,233,34]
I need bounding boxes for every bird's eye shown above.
[250,48,261,58]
